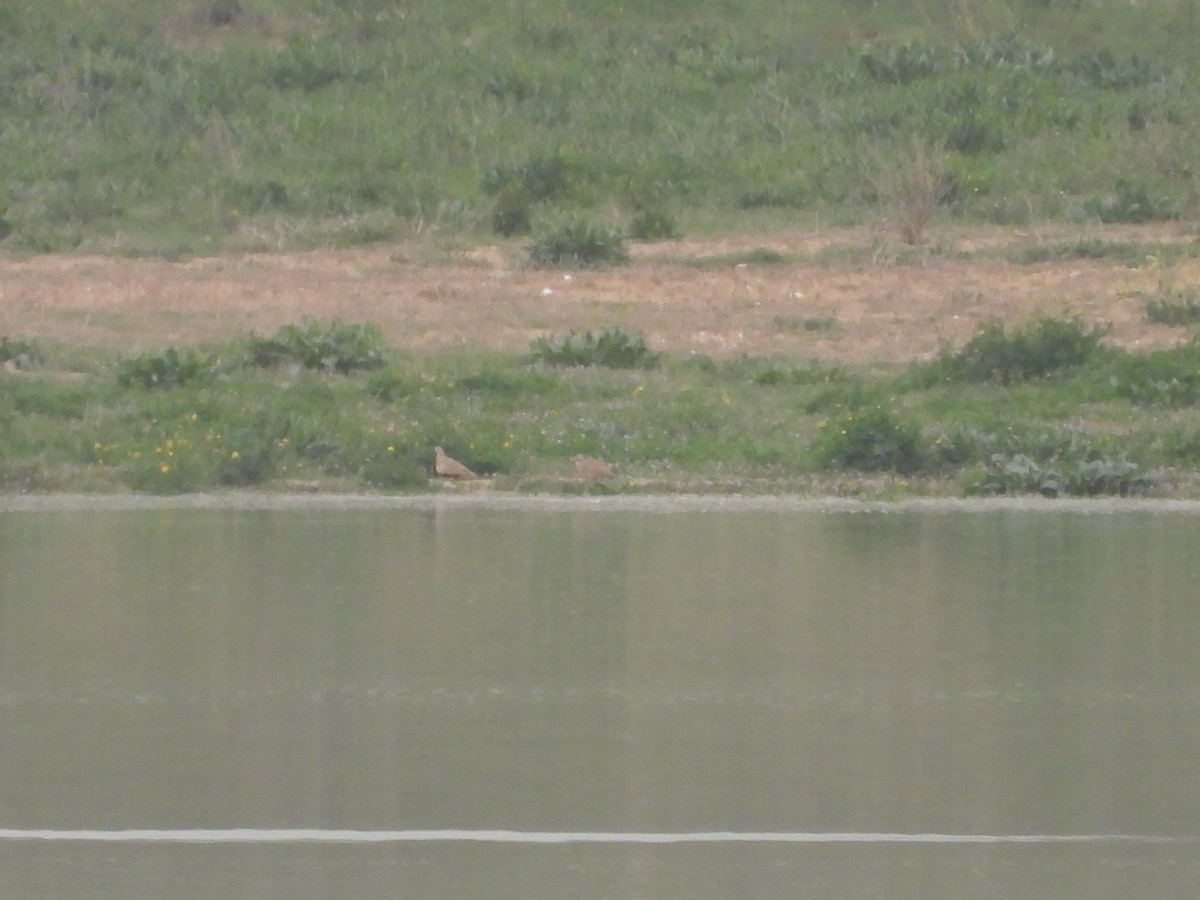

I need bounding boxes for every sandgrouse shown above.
[573,454,615,480]
[434,446,477,479]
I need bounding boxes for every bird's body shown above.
[573,454,615,480]
[434,446,477,479]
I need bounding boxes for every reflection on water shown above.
[1,501,1198,898]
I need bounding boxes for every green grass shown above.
[5,316,1200,497]
[1,1,1199,254]
[5,3,1200,496]
[1140,282,1200,326]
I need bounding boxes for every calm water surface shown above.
[1,499,1198,898]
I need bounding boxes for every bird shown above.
[434,446,477,479]
[573,454,615,480]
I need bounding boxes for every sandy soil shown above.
[2,223,1197,364]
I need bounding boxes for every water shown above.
[2,497,1199,898]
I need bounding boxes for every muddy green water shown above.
[1,499,1198,898]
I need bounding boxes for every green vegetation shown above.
[5,315,1200,497]
[116,346,218,389]
[0,335,44,368]
[1141,283,1200,326]
[812,406,925,475]
[920,317,1108,385]
[971,451,1151,498]
[244,319,387,374]
[527,327,659,369]
[526,219,628,267]
[1,1,1200,254]
[4,2,1200,498]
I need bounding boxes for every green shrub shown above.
[927,424,1153,498]
[364,369,421,402]
[860,42,951,85]
[927,317,1107,384]
[959,32,1056,72]
[527,326,659,368]
[0,335,43,368]
[859,34,1055,87]
[945,114,1008,155]
[628,207,679,241]
[482,153,576,204]
[245,319,387,374]
[812,406,925,474]
[4,377,90,418]
[526,220,628,268]
[1098,339,1200,407]
[928,423,1082,470]
[970,451,1151,497]
[1069,48,1160,90]
[116,346,216,389]
[1159,426,1200,464]
[213,427,278,487]
[1085,179,1177,224]
[1143,285,1200,326]
[489,184,533,236]
[483,153,579,237]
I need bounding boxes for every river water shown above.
[2,496,1198,898]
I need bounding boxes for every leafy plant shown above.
[628,207,679,241]
[116,346,217,389]
[245,319,387,374]
[526,220,628,267]
[970,451,1151,497]
[861,33,1056,85]
[958,32,1056,73]
[1069,48,1160,90]
[926,316,1108,384]
[1097,338,1200,407]
[1,335,43,368]
[527,327,659,368]
[1085,179,1177,224]
[1142,284,1200,326]
[860,42,951,85]
[812,406,925,474]
[488,184,533,237]
[364,369,421,402]
[482,153,576,204]
[483,153,579,237]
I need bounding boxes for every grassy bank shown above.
[5,312,1200,498]
[1,0,1199,255]
[6,1,1200,498]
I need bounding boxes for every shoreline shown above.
[6,490,1200,515]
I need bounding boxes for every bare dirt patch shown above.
[2,224,1197,364]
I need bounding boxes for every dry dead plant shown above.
[865,135,950,245]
